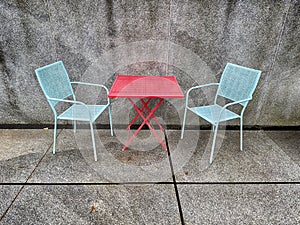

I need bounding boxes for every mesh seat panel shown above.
[58,105,107,122]
[189,104,240,124]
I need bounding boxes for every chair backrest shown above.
[35,61,75,107]
[217,63,261,106]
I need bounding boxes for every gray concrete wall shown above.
[0,0,299,126]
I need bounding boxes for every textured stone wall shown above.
[0,0,299,126]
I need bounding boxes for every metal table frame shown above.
[108,75,184,151]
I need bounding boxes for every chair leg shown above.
[240,117,243,151]
[90,122,97,161]
[73,120,76,134]
[181,107,188,139]
[53,118,58,154]
[210,123,219,164]
[108,105,113,136]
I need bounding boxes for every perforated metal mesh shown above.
[35,61,74,106]
[218,63,261,106]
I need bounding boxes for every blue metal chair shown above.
[35,61,113,161]
[181,63,261,164]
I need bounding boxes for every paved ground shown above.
[0,128,299,224]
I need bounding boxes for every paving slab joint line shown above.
[25,129,64,182]
[164,130,185,225]
[0,129,64,222]
[0,124,299,130]
[0,181,176,186]
[176,181,300,185]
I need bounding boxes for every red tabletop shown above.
[108,75,184,98]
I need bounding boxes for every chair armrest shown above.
[71,82,109,94]
[185,83,219,108]
[47,97,92,119]
[186,83,219,95]
[222,98,252,110]
[70,82,110,104]
[215,98,252,124]
[47,97,87,106]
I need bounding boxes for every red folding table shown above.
[108,75,184,151]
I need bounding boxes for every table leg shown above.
[122,98,167,151]
[140,99,164,132]
[126,98,151,130]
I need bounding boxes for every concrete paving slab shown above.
[0,185,21,218]
[27,148,105,183]
[0,129,54,183]
[167,130,300,182]
[178,184,300,225]
[0,153,45,183]
[28,129,109,183]
[28,129,173,183]
[0,184,180,225]
[0,129,53,161]
[265,131,300,165]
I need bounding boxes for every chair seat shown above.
[58,104,107,122]
[189,104,240,124]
